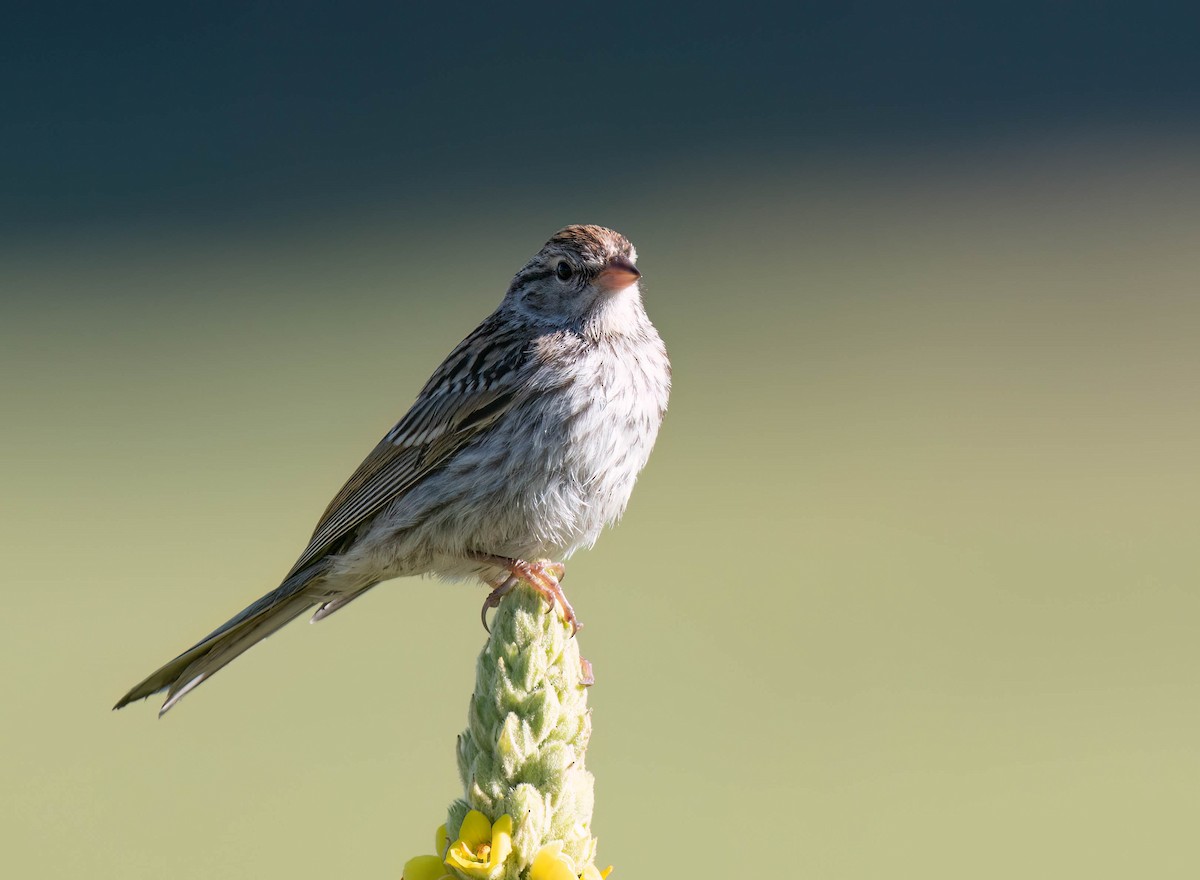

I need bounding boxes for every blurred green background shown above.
[4,4,1200,879]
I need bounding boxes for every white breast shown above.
[550,326,670,553]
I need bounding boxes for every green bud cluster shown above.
[446,583,598,877]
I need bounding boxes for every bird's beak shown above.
[596,256,641,291]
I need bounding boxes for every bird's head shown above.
[505,225,643,332]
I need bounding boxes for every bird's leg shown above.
[470,553,580,635]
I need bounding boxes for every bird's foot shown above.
[472,553,580,635]
[511,558,579,635]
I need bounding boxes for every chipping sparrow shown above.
[115,225,670,715]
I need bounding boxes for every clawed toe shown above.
[480,575,519,632]
[519,559,579,636]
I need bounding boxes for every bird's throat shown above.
[586,284,645,341]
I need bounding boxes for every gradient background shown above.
[4,4,1200,878]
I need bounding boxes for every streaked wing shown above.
[284,313,532,578]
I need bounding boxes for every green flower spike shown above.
[441,581,604,880]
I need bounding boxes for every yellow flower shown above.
[444,810,513,879]
[402,824,453,880]
[530,842,577,880]
[403,854,452,880]
[529,841,613,880]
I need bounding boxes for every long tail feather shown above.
[114,564,326,715]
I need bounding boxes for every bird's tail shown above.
[114,564,327,716]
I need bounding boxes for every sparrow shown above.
[115,224,670,715]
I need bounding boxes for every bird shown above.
[114,224,671,716]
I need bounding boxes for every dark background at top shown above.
[4,2,1199,233]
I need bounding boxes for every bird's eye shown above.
[555,261,574,281]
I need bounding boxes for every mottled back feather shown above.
[284,313,534,578]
